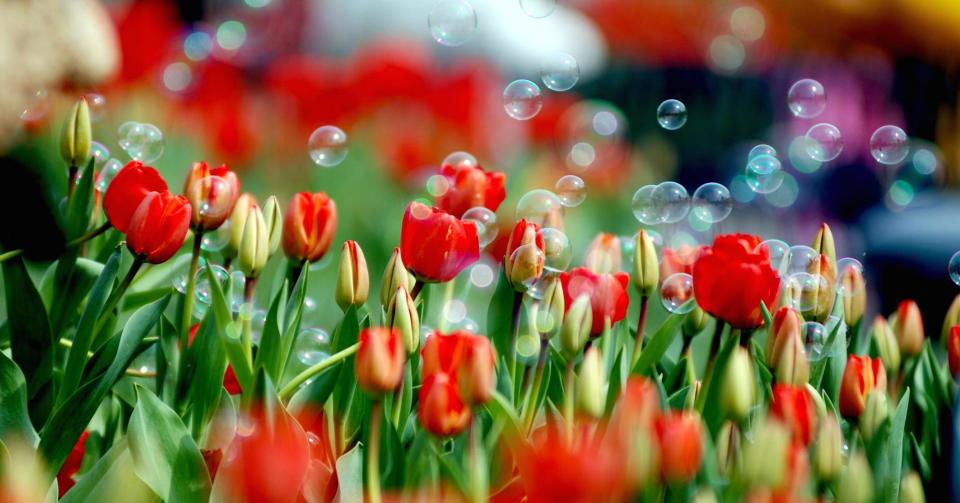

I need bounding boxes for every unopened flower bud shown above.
[386,285,419,354]
[766,306,802,369]
[226,193,257,258]
[504,219,544,291]
[624,426,660,491]
[805,383,827,419]
[812,415,842,482]
[692,489,718,503]
[839,355,886,419]
[238,205,269,278]
[540,278,564,338]
[560,295,592,360]
[870,315,901,373]
[812,223,836,271]
[738,417,790,489]
[716,421,741,477]
[941,294,960,340]
[584,233,622,274]
[454,334,496,405]
[655,411,705,483]
[60,98,91,168]
[355,328,405,395]
[837,453,874,503]
[840,265,866,326]
[576,347,605,418]
[381,247,414,308]
[262,195,282,255]
[892,299,924,358]
[335,240,369,311]
[776,330,809,386]
[682,305,709,340]
[721,347,755,421]
[899,471,925,503]
[633,230,659,297]
[859,390,889,442]
[948,325,960,378]
[807,254,836,323]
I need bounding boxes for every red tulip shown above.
[102,160,168,233]
[400,202,479,283]
[559,267,630,336]
[418,372,471,437]
[838,355,887,418]
[655,411,704,483]
[434,161,506,218]
[355,328,405,395]
[282,192,338,263]
[421,330,496,404]
[125,191,191,264]
[57,431,88,497]
[769,384,817,445]
[692,234,781,329]
[504,218,545,290]
[660,244,706,278]
[183,161,240,231]
[583,233,622,274]
[949,326,960,377]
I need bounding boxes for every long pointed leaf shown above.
[0,351,36,444]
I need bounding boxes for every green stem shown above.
[241,276,257,367]
[278,343,360,401]
[93,256,145,337]
[508,291,523,390]
[287,259,305,295]
[563,359,575,442]
[467,422,487,503]
[390,384,404,429]
[179,230,204,348]
[67,222,112,247]
[522,339,549,433]
[0,249,24,264]
[438,279,456,331]
[67,165,78,200]
[367,400,383,503]
[630,296,650,367]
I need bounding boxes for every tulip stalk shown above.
[508,291,523,389]
[522,338,549,433]
[367,400,383,503]
[278,342,360,401]
[241,276,257,366]
[563,359,575,442]
[630,296,650,367]
[179,231,204,348]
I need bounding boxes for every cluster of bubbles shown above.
[117,121,165,163]
[744,144,784,194]
[632,181,732,225]
[308,126,349,167]
[656,99,687,130]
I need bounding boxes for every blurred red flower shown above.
[418,372,471,437]
[655,411,704,483]
[434,161,506,219]
[769,384,817,445]
[421,330,496,405]
[57,431,88,497]
[355,327,405,395]
[559,267,630,336]
[692,234,780,329]
[839,354,886,418]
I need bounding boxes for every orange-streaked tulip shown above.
[355,328,405,395]
[504,218,544,290]
[559,267,630,336]
[418,372,471,437]
[840,265,866,326]
[421,330,496,404]
[838,355,886,418]
[335,240,369,310]
[434,161,506,218]
[892,299,924,357]
[183,161,240,231]
[381,247,414,308]
[282,192,338,263]
[655,411,704,483]
[125,191,191,264]
[766,306,802,368]
[811,223,836,270]
[769,384,816,445]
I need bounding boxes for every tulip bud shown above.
[812,223,836,270]
[870,315,901,373]
[455,335,496,405]
[805,383,827,419]
[900,471,925,503]
[766,306,802,369]
[540,278,565,338]
[948,326,960,377]
[892,299,924,358]
[624,426,660,491]
[381,247,414,308]
[335,241,369,311]
[721,347,755,421]
[633,230,659,297]
[655,411,704,483]
[262,195,282,255]
[60,98,92,168]
[682,305,709,340]
[238,205,269,278]
[418,372,471,437]
[840,265,866,326]
[839,355,886,419]
[807,254,836,323]
[859,390,889,442]
[183,162,240,231]
[386,285,420,354]
[837,453,874,503]
[560,295,592,360]
[812,415,843,483]
[716,421,741,477]
[941,294,960,340]
[775,331,809,386]
[355,328,405,395]
[692,489,718,503]
[504,219,544,291]
[226,193,257,258]
[575,347,605,418]
[738,417,790,489]
[583,233,622,274]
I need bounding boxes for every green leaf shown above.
[760,301,773,329]
[39,295,169,474]
[184,317,227,437]
[59,248,121,403]
[605,350,624,415]
[486,268,516,364]
[278,267,310,380]
[875,388,910,503]
[484,391,524,442]
[336,444,364,503]
[61,439,154,503]
[2,256,54,428]
[696,330,738,435]
[809,319,844,391]
[253,283,288,382]
[128,385,212,502]
[204,266,253,391]
[332,306,361,416]
[631,312,686,375]
[40,257,103,335]
[0,351,36,444]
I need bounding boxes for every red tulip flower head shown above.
[838,354,886,418]
[355,328,406,395]
[400,202,479,283]
[102,161,168,233]
[219,410,311,502]
[949,326,960,377]
[655,411,704,483]
[693,234,780,329]
[769,384,817,445]
[504,218,545,290]
[125,191,191,264]
[434,159,506,218]
[183,161,240,231]
[421,330,496,404]
[559,267,630,336]
[282,192,338,263]
[418,372,471,437]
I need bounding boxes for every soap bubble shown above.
[804,123,843,162]
[195,265,230,305]
[691,183,732,223]
[520,0,555,18]
[756,239,789,272]
[652,182,690,224]
[540,52,579,91]
[869,125,909,165]
[950,251,960,286]
[425,174,450,197]
[540,227,572,272]
[516,189,564,228]
[745,154,784,194]
[202,222,231,252]
[555,175,586,207]
[88,141,110,170]
[631,185,661,225]
[441,151,478,171]
[510,244,546,290]
[661,273,695,314]
[503,80,543,120]
[296,328,331,366]
[787,245,820,275]
[118,122,165,163]
[836,257,866,297]
[83,93,107,121]
[191,176,236,223]
[308,126,348,167]
[802,321,828,362]
[462,207,498,247]
[95,158,124,192]
[428,0,477,47]
[748,144,777,160]
[657,99,687,130]
[787,78,826,118]
[785,272,827,312]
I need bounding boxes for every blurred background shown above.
[3,0,960,344]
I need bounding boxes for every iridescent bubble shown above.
[748,144,777,160]
[745,154,784,194]
[788,135,823,174]
[510,244,546,290]
[428,0,477,47]
[441,151,478,171]
[88,142,110,170]
[95,158,124,192]
[869,125,909,165]
[120,122,165,163]
[117,121,138,149]
[540,228,572,272]
[540,52,579,92]
[425,174,450,197]
[657,99,687,130]
[202,222,231,252]
[83,93,107,121]
[631,185,661,225]
[195,265,230,305]
[308,126,348,167]
[836,257,866,297]
[555,175,586,207]
[303,296,318,313]
[949,251,960,286]
[503,80,543,121]
[787,78,826,118]
[462,206,497,247]
[296,328,331,366]
[691,183,732,223]
[787,245,820,275]
[661,273,695,314]
[515,189,563,228]
[785,272,826,312]
[756,239,789,272]
[652,182,690,224]
[19,89,49,123]
[229,269,246,312]
[519,0,555,18]
[802,321,828,362]
[173,275,188,294]
[191,176,236,223]
[804,123,843,162]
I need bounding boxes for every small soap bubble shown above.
[202,222,231,252]
[191,176,236,223]
[785,272,827,313]
[83,93,107,121]
[308,126,348,167]
[757,239,789,272]
[515,189,563,228]
[804,123,843,162]
[869,125,909,165]
[462,207,498,247]
[503,80,543,120]
[802,321,828,362]
[540,52,579,92]
[119,122,165,163]
[555,175,586,207]
[748,144,777,160]
[540,227,572,272]
[657,99,687,130]
[691,182,732,223]
[745,154,784,194]
[296,328,331,366]
[652,182,690,224]
[88,141,110,170]
[95,158,124,192]
[660,273,695,314]
[428,0,478,47]
[787,245,820,275]
[510,244,546,290]
[949,251,960,286]
[441,151,478,171]
[631,185,661,225]
[787,79,826,118]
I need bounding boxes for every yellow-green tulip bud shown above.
[691,489,718,503]
[859,390,889,442]
[812,222,837,270]
[262,195,282,255]
[738,417,790,488]
[576,347,605,418]
[335,240,369,311]
[226,193,257,258]
[841,265,866,326]
[632,230,659,297]
[539,277,564,338]
[721,346,755,422]
[871,315,901,373]
[684,380,701,410]
[805,383,828,419]
[60,98,91,168]
[386,285,419,354]
[381,247,414,308]
[560,295,592,360]
[941,294,960,340]
[812,415,843,482]
[837,453,874,503]
[716,421,741,477]
[776,330,810,386]
[682,305,709,340]
[238,205,269,278]
[899,471,925,503]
